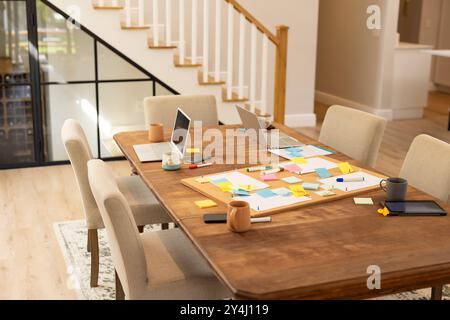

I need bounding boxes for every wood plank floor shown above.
[0,92,449,299]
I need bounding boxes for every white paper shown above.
[270,145,334,160]
[234,193,312,212]
[280,157,338,174]
[319,172,383,192]
[209,171,269,191]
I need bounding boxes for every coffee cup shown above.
[227,201,251,233]
[148,123,164,143]
[380,177,408,201]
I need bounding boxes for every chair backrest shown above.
[400,134,450,203]
[319,105,387,167]
[88,159,148,299]
[61,119,101,229]
[144,95,219,128]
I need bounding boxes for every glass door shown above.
[0,0,37,167]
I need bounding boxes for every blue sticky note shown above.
[282,176,303,184]
[286,147,302,154]
[315,168,333,179]
[257,189,277,198]
[303,183,321,191]
[231,189,250,197]
[211,178,229,186]
[273,188,292,197]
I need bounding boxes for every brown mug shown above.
[148,123,164,143]
[227,201,251,233]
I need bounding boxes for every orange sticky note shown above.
[195,200,218,209]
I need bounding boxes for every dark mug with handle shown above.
[380,178,408,201]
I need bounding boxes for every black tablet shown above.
[385,201,447,216]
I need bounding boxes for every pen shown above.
[189,163,213,169]
[251,217,272,224]
[247,166,272,173]
[337,177,365,182]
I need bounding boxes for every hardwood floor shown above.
[0,92,449,299]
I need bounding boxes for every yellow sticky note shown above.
[218,182,233,192]
[378,207,390,217]
[186,148,201,154]
[195,200,218,209]
[338,162,354,174]
[289,185,309,197]
[239,185,255,192]
[195,177,211,184]
[292,157,308,165]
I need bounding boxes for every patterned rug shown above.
[54,220,450,300]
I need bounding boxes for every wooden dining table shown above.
[114,123,450,300]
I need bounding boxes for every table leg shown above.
[431,285,443,300]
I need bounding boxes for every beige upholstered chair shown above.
[400,134,450,204]
[319,105,387,167]
[144,95,219,128]
[87,159,230,300]
[61,119,172,288]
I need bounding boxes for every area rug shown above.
[54,220,450,300]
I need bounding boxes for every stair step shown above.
[173,55,202,68]
[198,71,225,86]
[222,87,249,103]
[93,6,124,10]
[244,103,271,118]
[148,38,177,49]
[121,24,150,30]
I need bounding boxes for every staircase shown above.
[49,0,288,124]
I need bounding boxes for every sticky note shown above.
[321,184,336,191]
[196,177,211,184]
[239,185,255,192]
[257,189,277,198]
[338,162,354,174]
[186,148,201,154]
[378,207,390,217]
[286,147,302,154]
[303,183,321,191]
[212,178,229,185]
[316,190,336,197]
[284,164,302,174]
[217,181,234,192]
[292,157,308,165]
[354,198,374,205]
[261,174,279,182]
[282,176,303,184]
[289,185,309,197]
[195,200,218,209]
[273,188,292,197]
[231,189,250,197]
[315,168,333,179]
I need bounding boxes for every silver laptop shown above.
[236,106,304,149]
[133,108,191,162]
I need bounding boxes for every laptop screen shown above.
[171,108,191,156]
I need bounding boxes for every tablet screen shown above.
[386,201,447,216]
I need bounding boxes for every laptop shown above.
[133,108,191,162]
[236,106,305,149]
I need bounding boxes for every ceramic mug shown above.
[227,201,251,233]
[380,177,408,201]
[148,123,164,143]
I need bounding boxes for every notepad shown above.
[273,188,293,197]
[217,181,234,192]
[261,174,279,182]
[284,164,302,174]
[303,183,321,191]
[231,189,251,197]
[257,189,277,198]
[338,162,354,174]
[315,168,333,179]
[316,190,336,197]
[282,176,303,184]
[195,200,218,209]
[354,198,374,205]
[196,177,211,184]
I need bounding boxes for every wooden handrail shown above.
[224,0,278,45]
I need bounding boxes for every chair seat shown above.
[117,176,172,226]
[138,229,231,300]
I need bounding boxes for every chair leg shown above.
[137,225,145,233]
[431,285,443,300]
[115,270,125,300]
[162,223,169,230]
[87,231,91,253]
[88,229,99,288]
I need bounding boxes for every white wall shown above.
[238,0,319,127]
[315,0,400,118]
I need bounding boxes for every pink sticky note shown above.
[284,164,302,174]
[261,174,279,181]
